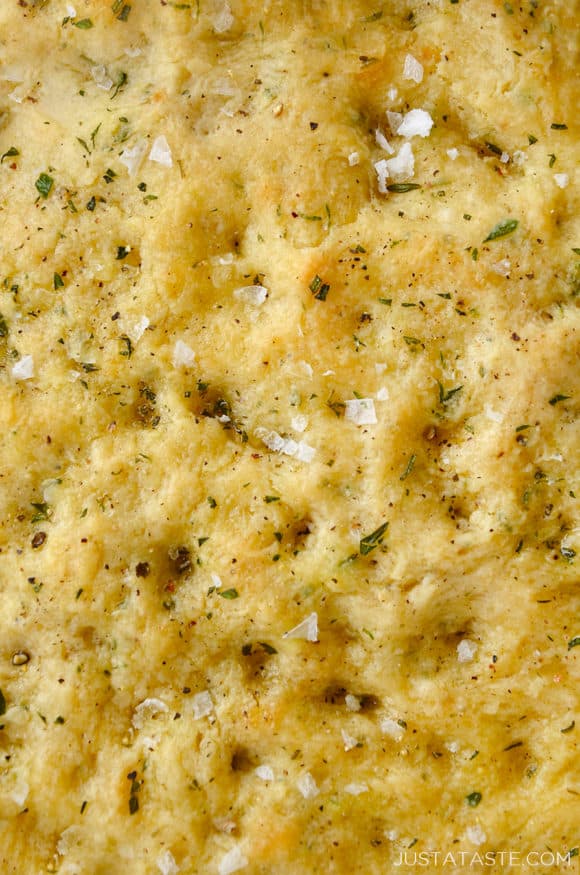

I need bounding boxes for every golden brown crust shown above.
[0,1,578,872]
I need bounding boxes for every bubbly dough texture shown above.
[0,1,578,873]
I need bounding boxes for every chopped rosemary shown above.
[483,218,518,242]
[400,454,416,481]
[360,522,389,556]
[386,183,421,193]
[309,274,330,301]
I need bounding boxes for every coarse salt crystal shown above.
[397,108,434,139]
[403,54,423,83]
[213,2,234,33]
[466,825,486,846]
[345,694,361,712]
[297,772,319,799]
[282,438,300,456]
[375,387,389,401]
[212,252,235,266]
[214,817,237,834]
[233,285,268,305]
[446,147,459,160]
[258,429,286,453]
[387,110,403,135]
[12,355,33,381]
[192,690,214,719]
[149,135,173,168]
[554,173,569,189]
[91,65,114,91]
[218,845,248,875]
[11,781,29,807]
[132,698,169,729]
[255,765,274,781]
[255,428,315,463]
[484,405,503,424]
[348,151,360,166]
[491,259,511,277]
[9,85,27,104]
[213,78,237,97]
[66,4,77,17]
[341,729,359,751]
[291,414,308,433]
[157,850,179,875]
[380,717,406,741]
[382,142,415,182]
[172,339,195,368]
[293,441,316,463]
[375,129,394,154]
[345,782,368,795]
[283,612,318,642]
[445,740,460,753]
[512,150,526,166]
[500,151,510,164]
[210,573,222,589]
[129,315,150,343]
[345,398,377,426]
[457,639,478,663]
[120,139,148,176]
[57,825,81,855]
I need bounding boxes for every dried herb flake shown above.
[35,173,54,198]
[360,522,389,556]
[483,218,518,242]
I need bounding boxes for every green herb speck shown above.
[466,791,482,807]
[360,522,389,556]
[400,454,416,481]
[309,274,330,301]
[549,393,570,406]
[483,218,518,242]
[386,183,421,193]
[437,381,463,404]
[35,173,54,198]
[1,147,19,163]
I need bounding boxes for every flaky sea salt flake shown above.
[403,54,423,83]
[283,612,318,642]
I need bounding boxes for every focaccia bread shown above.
[0,1,578,873]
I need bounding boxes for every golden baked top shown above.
[0,1,578,873]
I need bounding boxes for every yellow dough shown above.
[0,1,578,872]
